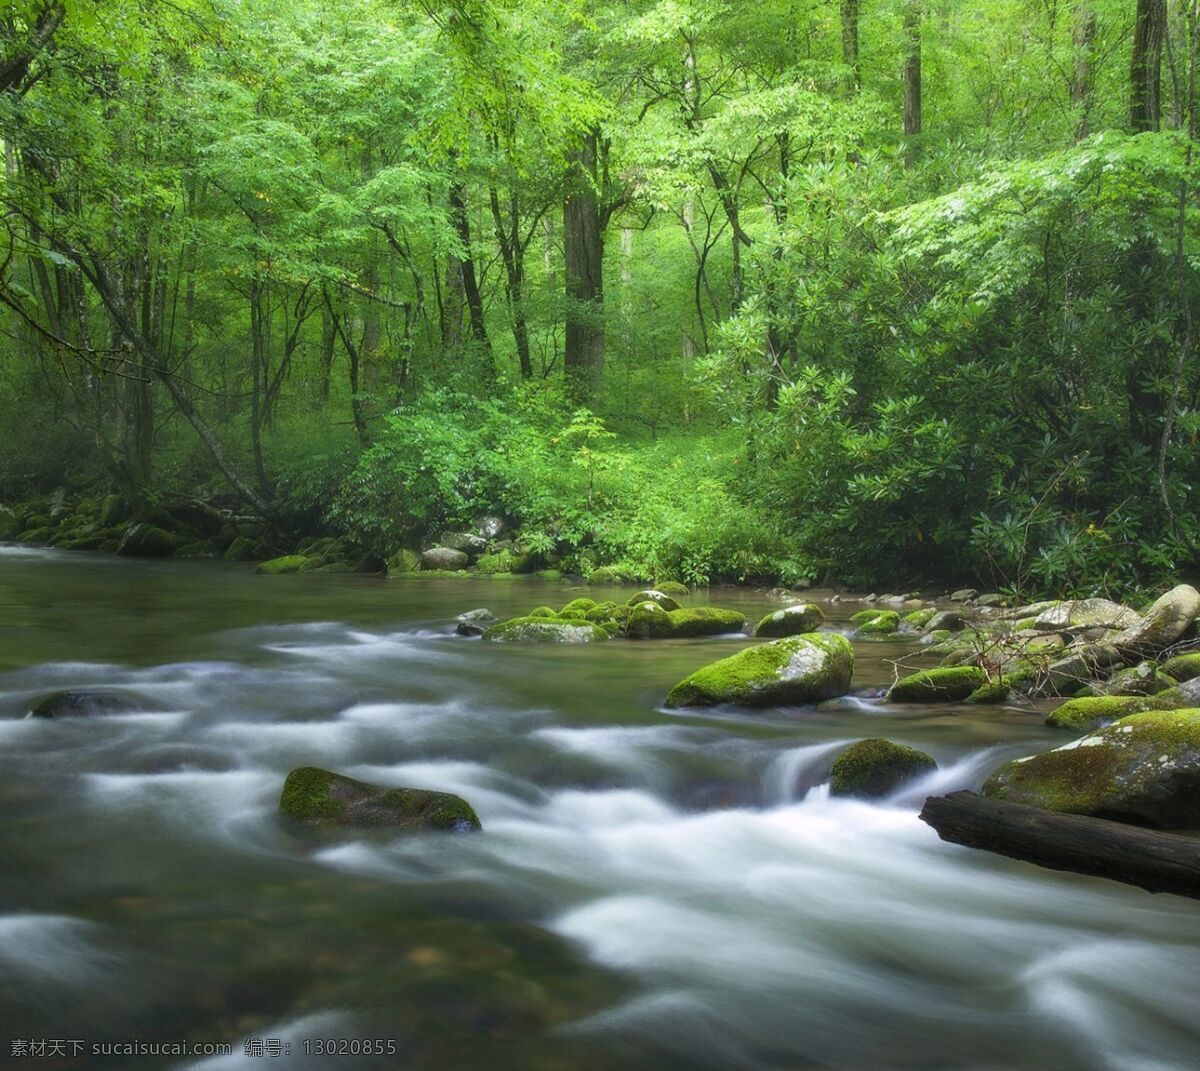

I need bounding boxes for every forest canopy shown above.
[1,0,1197,594]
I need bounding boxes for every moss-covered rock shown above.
[173,540,221,559]
[625,589,681,611]
[966,680,1011,704]
[1094,661,1177,697]
[1044,693,1181,731]
[1162,652,1200,684]
[560,597,598,615]
[420,546,469,571]
[983,709,1200,827]
[584,601,619,622]
[256,554,310,575]
[116,522,180,558]
[387,548,421,575]
[586,566,624,584]
[901,608,937,628]
[626,602,745,639]
[853,610,901,637]
[925,610,967,632]
[754,603,825,638]
[656,581,690,595]
[1030,598,1141,633]
[665,632,853,708]
[279,767,480,831]
[475,550,532,574]
[534,568,562,581]
[481,616,607,643]
[887,666,988,703]
[99,494,126,527]
[30,691,141,719]
[830,739,938,798]
[223,535,257,562]
[528,605,557,618]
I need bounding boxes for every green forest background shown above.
[1,0,1197,594]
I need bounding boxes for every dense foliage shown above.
[1,0,1198,595]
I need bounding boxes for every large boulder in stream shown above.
[665,633,853,709]
[481,616,608,643]
[279,767,480,831]
[983,709,1200,828]
[1114,584,1200,655]
[753,603,825,638]
[420,546,469,571]
[626,602,745,639]
[30,691,141,719]
[830,739,938,798]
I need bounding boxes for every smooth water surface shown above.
[2,546,1199,1070]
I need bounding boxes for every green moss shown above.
[475,550,518,574]
[854,610,901,636]
[1162,652,1200,683]
[387,548,421,575]
[584,601,619,622]
[1045,693,1178,731]
[279,766,481,831]
[256,555,310,575]
[902,608,937,628]
[534,569,562,581]
[753,604,825,638]
[528,605,557,618]
[887,666,988,703]
[984,709,1200,826]
[655,581,690,595]
[559,597,598,615]
[966,680,1010,704]
[665,632,853,708]
[625,589,681,611]
[481,616,607,643]
[830,739,937,798]
[586,566,624,584]
[626,603,745,639]
[849,608,883,624]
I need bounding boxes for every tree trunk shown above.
[1131,0,1166,131]
[563,128,604,402]
[842,0,860,87]
[1071,3,1097,140]
[448,182,491,369]
[903,2,923,165]
[920,791,1200,900]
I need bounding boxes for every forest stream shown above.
[2,545,1200,1071]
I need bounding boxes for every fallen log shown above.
[919,791,1200,900]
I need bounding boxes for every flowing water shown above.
[2,545,1199,1070]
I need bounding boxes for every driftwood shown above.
[919,791,1200,900]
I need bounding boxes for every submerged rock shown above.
[420,546,469,571]
[983,709,1200,827]
[30,691,141,719]
[481,616,607,643]
[256,555,309,575]
[665,633,853,708]
[279,767,480,831]
[887,666,988,703]
[753,603,825,638]
[830,739,937,798]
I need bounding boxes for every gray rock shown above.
[421,546,469,571]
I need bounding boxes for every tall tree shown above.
[1131,0,1166,131]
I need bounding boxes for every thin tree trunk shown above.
[842,0,860,87]
[903,2,923,165]
[1072,4,1097,139]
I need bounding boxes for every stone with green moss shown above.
[666,632,853,708]
[528,605,557,618]
[625,589,681,611]
[854,610,901,637]
[626,602,745,639]
[560,597,598,615]
[1114,584,1200,654]
[387,548,421,575]
[535,568,562,581]
[754,603,825,638]
[925,610,967,632]
[849,609,883,625]
[481,616,607,643]
[256,554,310,575]
[1096,661,1177,697]
[584,601,619,621]
[223,535,257,561]
[830,739,937,798]
[656,581,690,596]
[586,566,623,584]
[966,680,1011,704]
[887,666,988,703]
[1044,693,1182,731]
[902,608,937,628]
[983,709,1200,827]
[279,766,480,831]
[1162,652,1200,683]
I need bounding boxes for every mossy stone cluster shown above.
[626,601,746,639]
[753,603,825,638]
[830,739,937,798]
[983,709,1200,827]
[666,632,853,708]
[279,767,481,831]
